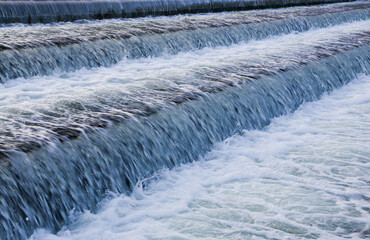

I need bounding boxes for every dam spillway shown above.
[0,0,355,24]
[0,1,369,240]
[0,2,369,82]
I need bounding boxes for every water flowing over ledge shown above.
[0,2,369,82]
[0,25,369,238]
[1,2,370,239]
[31,73,370,240]
[0,0,355,24]
[1,19,369,158]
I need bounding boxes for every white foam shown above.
[1,19,369,111]
[30,74,370,239]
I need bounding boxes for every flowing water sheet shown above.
[0,0,354,24]
[0,1,369,239]
[31,74,370,240]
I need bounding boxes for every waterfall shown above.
[0,2,369,82]
[0,1,369,239]
[0,0,354,24]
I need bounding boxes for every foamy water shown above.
[1,19,369,157]
[2,20,369,108]
[30,74,370,239]
[0,1,369,239]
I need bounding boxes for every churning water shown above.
[31,73,370,240]
[0,1,369,239]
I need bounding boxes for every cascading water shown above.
[0,1,369,240]
[0,0,354,24]
[1,2,369,81]
[31,73,370,240]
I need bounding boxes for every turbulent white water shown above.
[1,19,368,156]
[30,72,370,240]
[2,20,369,108]
[1,1,369,238]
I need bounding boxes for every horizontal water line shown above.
[0,0,355,24]
[2,2,367,49]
